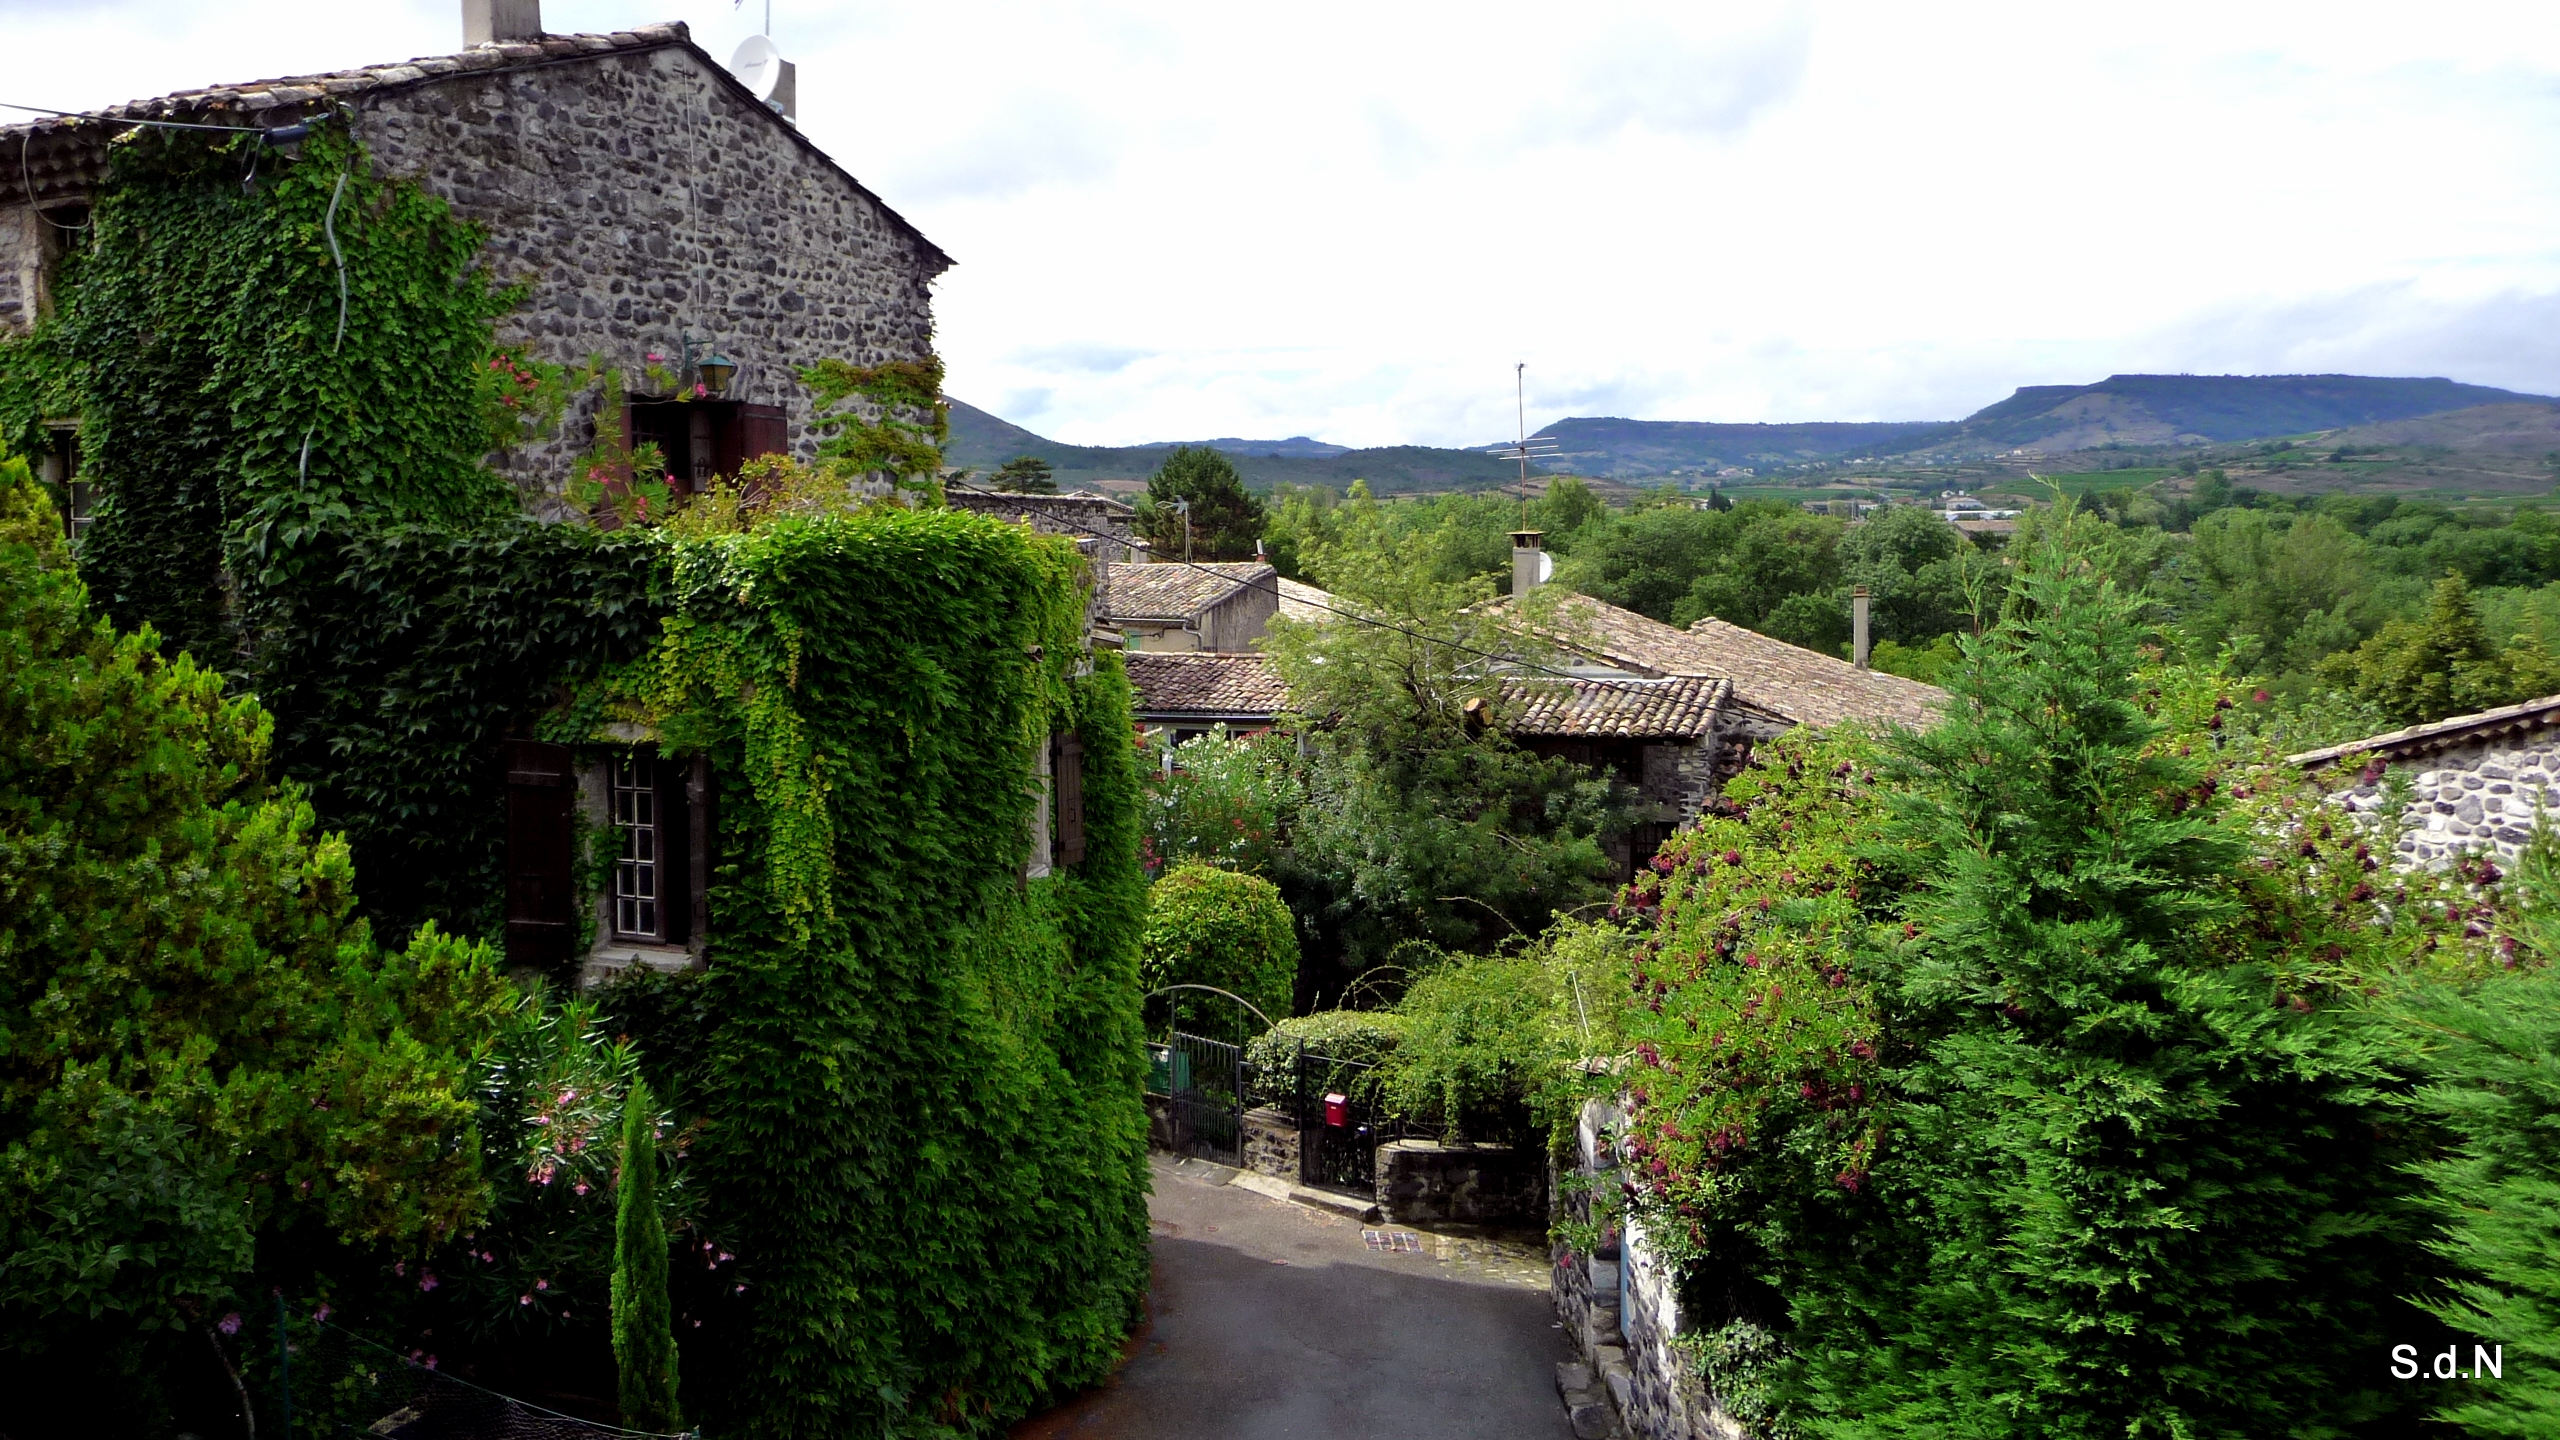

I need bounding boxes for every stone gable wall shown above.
[2321,724,2560,867]
[352,45,941,515]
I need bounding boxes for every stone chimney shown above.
[1510,530,1546,601]
[1852,585,1871,669]
[464,0,542,45]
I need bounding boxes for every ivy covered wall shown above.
[580,512,1150,1434]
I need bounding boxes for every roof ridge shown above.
[2287,691,2560,768]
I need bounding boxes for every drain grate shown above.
[1361,1229,1424,1252]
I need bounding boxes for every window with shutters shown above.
[626,400,790,495]
[504,739,578,967]
[1054,732,1086,867]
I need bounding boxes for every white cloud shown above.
[10,0,2560,446]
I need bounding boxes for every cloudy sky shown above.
[8,1,2560,446]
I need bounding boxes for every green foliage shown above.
[1137,445,1265,560]
[800,357,950,496]
[1619,511,2513,1438]
[2393,835,2560,1438]
[614,1077,683,1432]
[1862,635,1959,684]
[0,125,518,661]
[1141,862,1300,1031]
[578,508,1149,1437]
[2320,574,2560,725]
[1263,517,1631,988]
[1139,727,1300,879]
[1383,921,1630,1143]
[991,455,1058,494]
[0,450,511,1417]
[1246,1009,1406,1112]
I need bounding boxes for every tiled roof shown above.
[2289,692,2560,769]
[1501,675,1725,740]
[1125,652,1291,718]
[1276,577,1337,624]
[1120,649,1722,740]
[1,23,948,267]
[1517,592,1945,731]
[1102,562,1276,623]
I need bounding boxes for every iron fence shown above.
[1148,1029,1248,1167]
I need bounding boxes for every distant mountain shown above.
[1943,374,2553,452]
[1533,417,1954,478]
[942,397,1522,494]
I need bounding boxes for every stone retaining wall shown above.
[1242,1107,1300,1181]
[2323,729,2560,867]
[1375,1140,1545,1226]
[1552,1098,1750,1440]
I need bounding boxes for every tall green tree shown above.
[0,450,509,1428]
[991,455,1058,494]
[1138,446,1265,560]
[1800,509,2429,1436]
[2321,573,2560,725]
[612,1077,681,1433]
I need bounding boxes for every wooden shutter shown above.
[739,404,788,464]
[504,740,577,966]
[655,753,691,945]
[1054,732,1086,867]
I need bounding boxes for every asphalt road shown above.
[1015,1155,1575,1440]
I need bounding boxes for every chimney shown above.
[1852,585,1871,669]
[1510,530,1545,601]
[464,0,543,45]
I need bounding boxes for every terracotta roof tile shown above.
[1518,592,1944,731]
[1102,562,1276,624]
[1125,652,1291,718]
[1499,675,1725,739]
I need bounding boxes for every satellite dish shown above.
[730,34,787,100]
[1535,551,1555,583]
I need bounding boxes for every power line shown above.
[943,480,1718,702]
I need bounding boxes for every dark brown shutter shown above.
[1055,732,1086,867]
[504,740,577,966]
[686,754,713,946]
[655,752,691,944]
[739,403,788,465]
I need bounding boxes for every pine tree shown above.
[611,1077,681,1432]
[1795,507,2423,1437]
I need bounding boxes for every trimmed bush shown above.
[1246,1011,1407,1110]
[1141,862,1299,1035]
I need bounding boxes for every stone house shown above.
[2290,693,2560,867]
[949,488,1144,564]
[1102,561,1281,652]
[3,3,949,518]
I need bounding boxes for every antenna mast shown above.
[1483,364,1559,514]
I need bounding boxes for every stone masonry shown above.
[2,23,946,517]
[2291,695,2560,868]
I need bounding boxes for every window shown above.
[626,400,789,495]
[36,425,89,539]
[1054,732,1086,867]
[612,754,666,941]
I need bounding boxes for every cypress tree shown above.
[611,1077,681,1432]
[1795,509,2422,1437]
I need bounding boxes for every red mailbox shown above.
[1323,1092,1350,1128]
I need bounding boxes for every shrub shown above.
[1382,922,1629,1144]
[1141,862,1300,1034]
[1246,1011,1408,1111]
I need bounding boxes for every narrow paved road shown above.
[1016,1156,1574,1440]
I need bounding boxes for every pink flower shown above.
[313,1302,333,1323]
[217,1312,243,1336]
[646,351,665,363]
[572,1182,590,1197]
[535,1279,548,1291]
[419,1271,439,1292]
[520,1294,533,1307]
[393,1261,406,1277]
[694,382,707,398]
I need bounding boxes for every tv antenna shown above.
[1480,362,1560,516]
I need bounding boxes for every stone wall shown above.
[948,492,1140,564]
[1375,1140,1545,1227]
[2320,726,2560,867]
[2,29,945,519]
[351,42,943,513]
[1551,1098,1751,1440]
[1242,1106,1300,1181]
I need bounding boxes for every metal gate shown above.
[1295,1046,1382,1194]
[1151,1029,1247,1166]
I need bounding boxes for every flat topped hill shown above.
[1951,374,2553,451]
